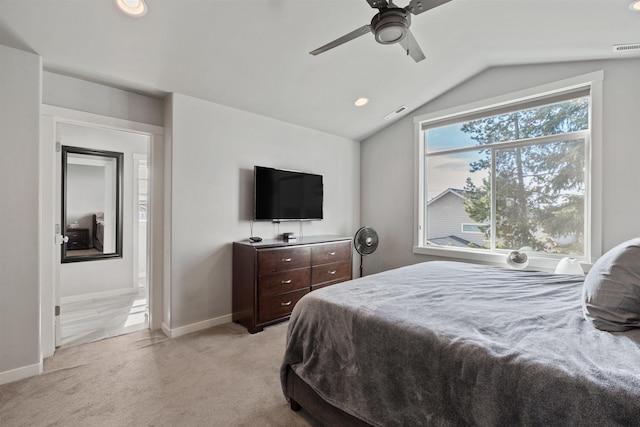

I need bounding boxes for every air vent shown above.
[613,43,640,53]
[384,105,408,121]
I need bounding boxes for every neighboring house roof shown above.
[428,235,480,248]
[427,188,465,205]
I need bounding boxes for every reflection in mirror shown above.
[62,146,123,263]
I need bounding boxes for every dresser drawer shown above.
[258,246,311,274]
[258,289,309,324]
[312,260,351,285]
[311,241,351,266]
[258,268,310,299]
[66,228,91,250]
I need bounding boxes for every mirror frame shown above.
[61,146,124,263]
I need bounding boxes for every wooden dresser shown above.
[233,235,352,333]
[66,228,91,250]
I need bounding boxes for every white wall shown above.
[59,123,148,298]
[167,93,360,331]
[0,45,42,382]
[361,58,640,274]
[43,71,164,127]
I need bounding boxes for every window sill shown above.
[413,245,589,273]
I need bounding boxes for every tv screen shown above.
[254,166,323,221]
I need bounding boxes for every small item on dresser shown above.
[249,236,262,243]
[283,232,296,241]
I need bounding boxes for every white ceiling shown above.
[1,0,639,141]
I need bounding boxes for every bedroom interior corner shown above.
[2,3,640,424]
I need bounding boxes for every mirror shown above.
[62,146,123,263]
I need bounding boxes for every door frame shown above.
[40,105,164,357]
[132,152,148,294]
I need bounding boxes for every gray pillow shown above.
[582,238,640,332]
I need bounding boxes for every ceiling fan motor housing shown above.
[371,8,410,45]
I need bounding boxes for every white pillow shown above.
[582,238,640,332]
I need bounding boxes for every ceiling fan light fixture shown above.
[372,9,410,45]
[115,0,147,17]
[376,25,407,44]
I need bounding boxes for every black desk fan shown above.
[354,226,379,277]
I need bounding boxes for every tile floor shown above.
[59,286,149,348]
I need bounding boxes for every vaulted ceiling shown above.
[1,0,639,140]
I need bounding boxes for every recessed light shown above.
[631,0,640,11]
[116,0,147,17]
[354,97,369,107]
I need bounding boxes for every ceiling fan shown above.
[309,0,452,63]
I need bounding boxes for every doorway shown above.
[40,106,164,356]
[56,122,150,347]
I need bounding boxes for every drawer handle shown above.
[281,301,292,306]
[328,270,337,275]
[282,258,292,262]
[282,279,292,284]
[328,251,336,256]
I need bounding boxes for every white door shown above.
[41,106,163,357]
[54,121,150,347]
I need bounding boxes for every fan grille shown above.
[354,227,379,256]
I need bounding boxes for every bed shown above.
[280,248,640,426]
[92,212,105,252]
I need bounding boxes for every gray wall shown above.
[361,58,640,274]
[167,93,360,330]
[0,45,41,378]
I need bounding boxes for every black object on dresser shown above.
[233,235,352,333]
[66,228,91,250]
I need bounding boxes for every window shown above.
[461,223,488,234]
[414,78,598,265]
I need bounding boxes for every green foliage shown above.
[460,98,588,253]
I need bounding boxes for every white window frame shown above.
[413,71,604,271]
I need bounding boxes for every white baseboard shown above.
[161,313,232,338]
[0,361,43,385]
[61,287,138,304]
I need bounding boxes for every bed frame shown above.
[286,366,371,426]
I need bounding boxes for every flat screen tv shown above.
[254,166,323,221]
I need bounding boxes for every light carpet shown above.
[0,322,317,427]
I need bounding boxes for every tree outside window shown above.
[425,96,589,256]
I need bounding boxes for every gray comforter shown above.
[281,261,640,426]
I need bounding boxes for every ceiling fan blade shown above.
[365,0,389,9]
[309,25,372,56]
[399,29,425,62]
[405,0,452,15]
